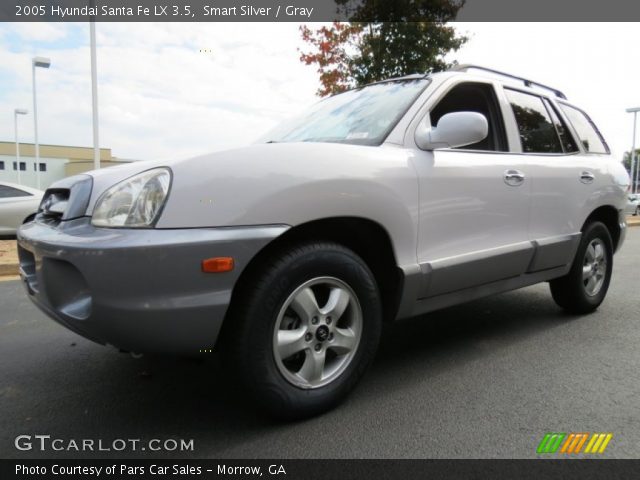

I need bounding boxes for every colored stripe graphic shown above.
[537,433,566,453]
[560,433,589,454]
[584,433,613,454]
[538,433,613,454]
[572,433,590,453]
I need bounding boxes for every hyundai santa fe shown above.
[17,65,629,418]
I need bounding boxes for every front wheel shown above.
[549,221,613,314]
[223,242,382,419]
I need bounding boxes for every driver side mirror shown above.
[415,111,489,150]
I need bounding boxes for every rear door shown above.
[503,89,608,271]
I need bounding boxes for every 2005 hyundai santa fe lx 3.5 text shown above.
[18,65,629,418]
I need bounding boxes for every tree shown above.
[299,23,365,97]
[623,150,640,173]
[299,1,468,96]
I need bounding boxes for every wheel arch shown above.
[228,217,404,324]
[582,205,621,252]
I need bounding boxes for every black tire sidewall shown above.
[564,222,613,309]
[233,244,382,418]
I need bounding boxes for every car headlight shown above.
[92,168,171,228]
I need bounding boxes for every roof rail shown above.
[450,64,567,100]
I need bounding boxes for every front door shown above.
[413,81,533,298]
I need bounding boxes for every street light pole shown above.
[32,56,51,190]
[626,107,640,194]
[14,108,28,185]
[90,20,100,170]
[636,126,640,195]
[632,111,637,194]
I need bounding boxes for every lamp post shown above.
[627,107,640,194]
[90,20,100,170]
[14,108,28,185]
[32,56,51,190]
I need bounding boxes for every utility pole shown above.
[627,108,640,193]
[90,16,100,170]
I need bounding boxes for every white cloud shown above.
[3,23,69,42]
[0,22,638,162]
[0,22,319,161]
[451,22,640,157]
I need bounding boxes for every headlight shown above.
[92,168,171,228]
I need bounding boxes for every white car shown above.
[17,65,629,418]
[625,193,640,215]
[0,182,43,236]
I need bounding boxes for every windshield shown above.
[261,78,429,146]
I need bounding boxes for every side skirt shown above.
[400,264,570,320]
[394,233,580,321]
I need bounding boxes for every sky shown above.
[0,22,638,162]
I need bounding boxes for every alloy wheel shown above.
[272,276,362,389]
[582,238,607,297]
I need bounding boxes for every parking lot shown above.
[1,228,639,459]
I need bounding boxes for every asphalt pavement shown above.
[1,229,639,459]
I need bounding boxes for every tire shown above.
[549,221,613,314]
[222,242,382,419]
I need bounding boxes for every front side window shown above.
[559,104,609,154]
[261,79,429,146]
[430,82,508,151]
[505,89,563,153]
[0,185,32,198]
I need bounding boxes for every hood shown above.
[83,142,395,217]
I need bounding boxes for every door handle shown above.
[504,169,525,186]
[580,171,595,184]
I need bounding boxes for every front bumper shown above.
[17,218,287,354]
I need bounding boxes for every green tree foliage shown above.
[299,1,467,96]
[623,150,640,173]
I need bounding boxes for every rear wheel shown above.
[549,221,613,314]
[223,242,382,419]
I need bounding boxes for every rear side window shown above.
[543,99,578,153]
[559,104,609,154]
[0,185,32,198]
[505,89,562,153]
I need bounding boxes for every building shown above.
[0,142,132,190]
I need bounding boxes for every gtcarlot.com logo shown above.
[537,432,613,455]
[14,435,194,452]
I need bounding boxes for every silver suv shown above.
[17,65,629,418]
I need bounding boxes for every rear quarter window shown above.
[0,185,33,198]
[504,89,563,154]
[559,104,609,154]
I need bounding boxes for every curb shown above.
[0,263,17,277]
[1,219,639,279]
